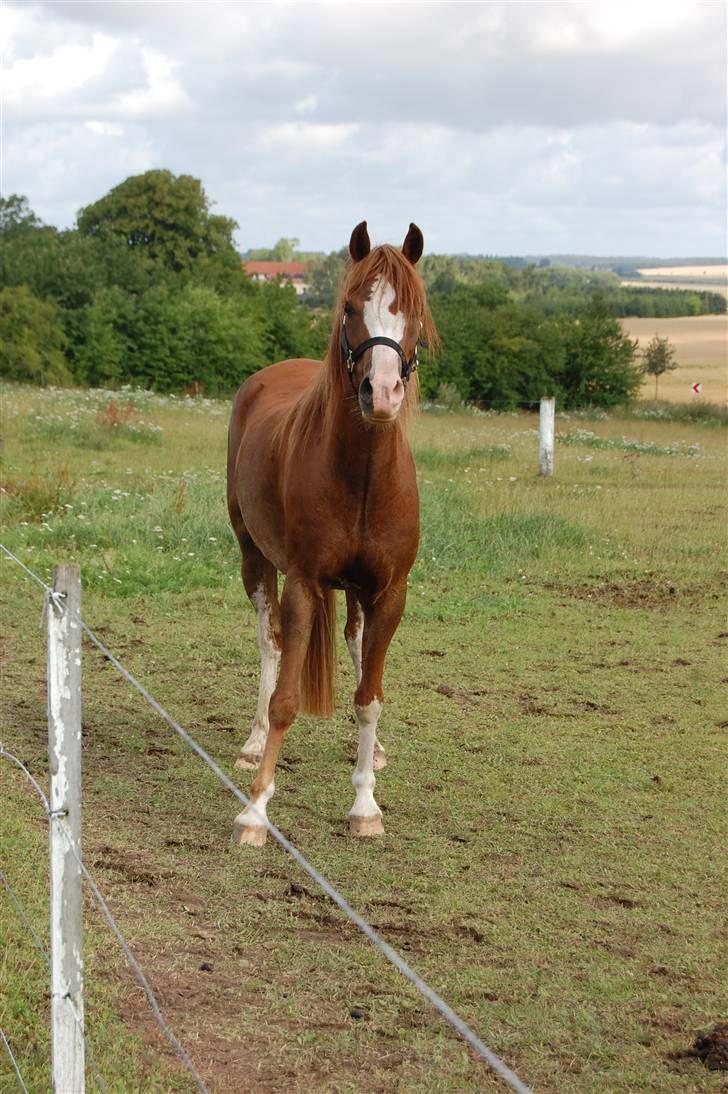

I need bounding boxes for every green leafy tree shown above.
[74,286,135,387]
[0,194,47,236]
[257,280,328,363]
[423,284,512,402]
[421,254,510,295]
[245,238,301,262]
[555,300,641,408]
[0,286,71,385]
[469,307,565,409]
[305,248,347,308]
[639,334,678,398]
[77,170,240,274]
[172,285,268,392]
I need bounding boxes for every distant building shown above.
[243,261,308,296]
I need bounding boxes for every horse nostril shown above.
[359,376,373,405]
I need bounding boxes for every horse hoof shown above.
[350,814,384,838]
[373,749,387,771]
[235,752,261,771]
[231,820,267,848]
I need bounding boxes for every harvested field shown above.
[636,265,728,281]
[620,315,727,403]
[621,265,728,297]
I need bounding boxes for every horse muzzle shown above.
[358,374,404,421]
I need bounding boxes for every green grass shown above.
[1,382,726,1093]
[616,399,728,427]
[557,428,701,457]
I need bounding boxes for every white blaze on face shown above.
[362,277,406,418]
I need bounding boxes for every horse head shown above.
[340,221,430,423]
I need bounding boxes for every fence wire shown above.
[0,746,206,1094]
[0,1026,29,1094]
[1,543,532,1094]
[0,868,50,967]
[0,867,110,1094]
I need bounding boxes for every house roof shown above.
[244,261,307,277]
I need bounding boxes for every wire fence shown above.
[1,542,532,1094]
[0,867,109,1094]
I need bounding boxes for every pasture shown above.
[1,383,726,1092]
[619,315,727,404]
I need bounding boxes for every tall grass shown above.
[416,480,587,576]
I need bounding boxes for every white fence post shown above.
[48,564,85,1093]
[539,396,555,476]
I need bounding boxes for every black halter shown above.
[341,316,419,390]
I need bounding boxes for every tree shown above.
[0,194,46,236]
[245,238,301,262]
[0,286,71,385]
[555,299,641,408]
[304,248,347,308]
[74,286,135,387]
[76,170,240,274]
[640,334,678,398]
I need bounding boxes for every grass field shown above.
[620,315,727,404]
[1,383,726,1092]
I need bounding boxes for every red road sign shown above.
[692,383,702,394]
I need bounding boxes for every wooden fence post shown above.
[539,397,555,476]
[48,564,85,1093]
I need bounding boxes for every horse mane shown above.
[277,245,437,450]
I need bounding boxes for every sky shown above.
[2,0,726,257]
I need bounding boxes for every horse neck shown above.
[324,395,409,490]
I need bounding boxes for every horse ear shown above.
[349,221,371,263]
[402,223,424,266]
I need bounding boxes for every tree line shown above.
[2,171,720,408]
[0,176,327,394]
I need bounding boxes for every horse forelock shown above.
[341,245,437,351]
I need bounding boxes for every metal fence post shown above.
[48,564,85,1093]
[539,396,555,476]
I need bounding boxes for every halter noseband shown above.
[341,315,419,390]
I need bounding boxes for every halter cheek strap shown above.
[341,317,419,389]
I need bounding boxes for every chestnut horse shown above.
[227,221,436,846]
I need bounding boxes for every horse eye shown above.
[343,302,355,317]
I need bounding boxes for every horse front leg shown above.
[345,590,386,771]
[233,576,316,847]
[349,583,406,838]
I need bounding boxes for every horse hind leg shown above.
[345,591,386,772]
[235,540,281,771]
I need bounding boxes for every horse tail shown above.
[300,590,337,716]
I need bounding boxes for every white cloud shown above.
[258,122,359,153]
[2,0,725,255]
[114,48,190,119]
[4,32,117,107]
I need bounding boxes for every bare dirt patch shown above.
[543,574,723,610]
[667,1021,728,1074]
